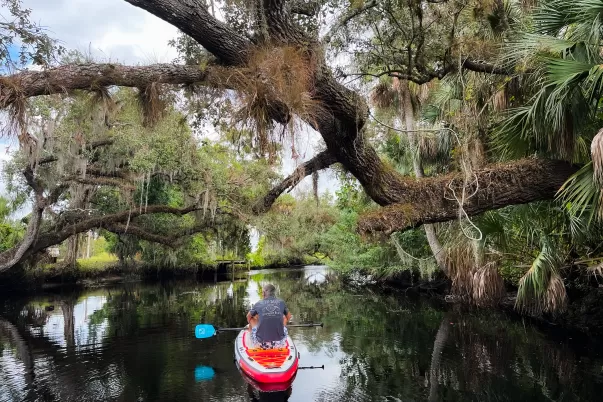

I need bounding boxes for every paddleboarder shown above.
[246,284,292,349]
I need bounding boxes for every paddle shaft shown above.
[299,365,325,370]
[217,323,323,332]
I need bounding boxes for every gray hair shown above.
[263,284,276,297]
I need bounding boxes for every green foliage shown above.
[0,196,24,252]
[0,0,64,68]
[247,235,267,268]
[250,194,337,267]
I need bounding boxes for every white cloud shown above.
[21,0,178,64]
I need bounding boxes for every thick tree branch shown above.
[68,176,135,189]
[253,150,337,214]
[105,218,228,248]
[357,159,579,235]
[462,59,514,75]
[124,0,249,65]
[104,223,180,247]
[1,64,213,109]
[0,204,203,269]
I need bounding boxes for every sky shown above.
[0,0,339,210]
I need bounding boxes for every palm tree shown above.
[492,0,603,312]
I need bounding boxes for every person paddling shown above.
[246,284,292,349]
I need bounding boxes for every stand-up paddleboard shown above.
[234,329,299,389]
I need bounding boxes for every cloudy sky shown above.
[0,0,338,204]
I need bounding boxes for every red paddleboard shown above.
[234,329,299,388]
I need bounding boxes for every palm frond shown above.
[535,0,603,36]
[515,236,567,315]
[558,162,602,223]
[472,262,506,306]
[499,33,576,71]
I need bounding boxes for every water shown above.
[1,266,603,402]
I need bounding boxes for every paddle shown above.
[194,323,323,339]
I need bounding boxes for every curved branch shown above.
[37,139,115,166]
[104,223,181,247]
[105,218,229,248]
[462,59,514,76]
[124,0,249,65]
[253,150,337,214]
[357,159,579,236]
[0,204,203,269]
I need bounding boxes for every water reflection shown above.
[0,266,602,401]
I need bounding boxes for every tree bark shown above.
[1,63,214,108]
[358,159,579,235]
[64,234,79,268]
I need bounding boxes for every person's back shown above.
[247,284,292,348]
[251,296,288,342]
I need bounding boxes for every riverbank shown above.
[366,268,603,337]
[3,261,602,338]
[0,257,326,290]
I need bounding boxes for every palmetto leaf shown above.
[535,0,603,36]
[500,33,577,70]
[515,235,567,315]
[557,162,602,222]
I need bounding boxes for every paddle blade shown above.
[194,366,215,382]
[195,324,216,339]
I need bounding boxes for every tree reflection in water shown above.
[0,266,602,401]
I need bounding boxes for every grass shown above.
[77,252,120,272]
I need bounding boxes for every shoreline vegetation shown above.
[2,258,602,338]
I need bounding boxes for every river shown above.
[1,266,602,401]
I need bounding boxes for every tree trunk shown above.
[401,80,448,275]
[0,199,44,273]
[86,231,92,259]
[64,235,79,268]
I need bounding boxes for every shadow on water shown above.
[1,265,603,401]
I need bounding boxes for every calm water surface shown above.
[1,266,603,401]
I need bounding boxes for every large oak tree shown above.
[0,0,579,271]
